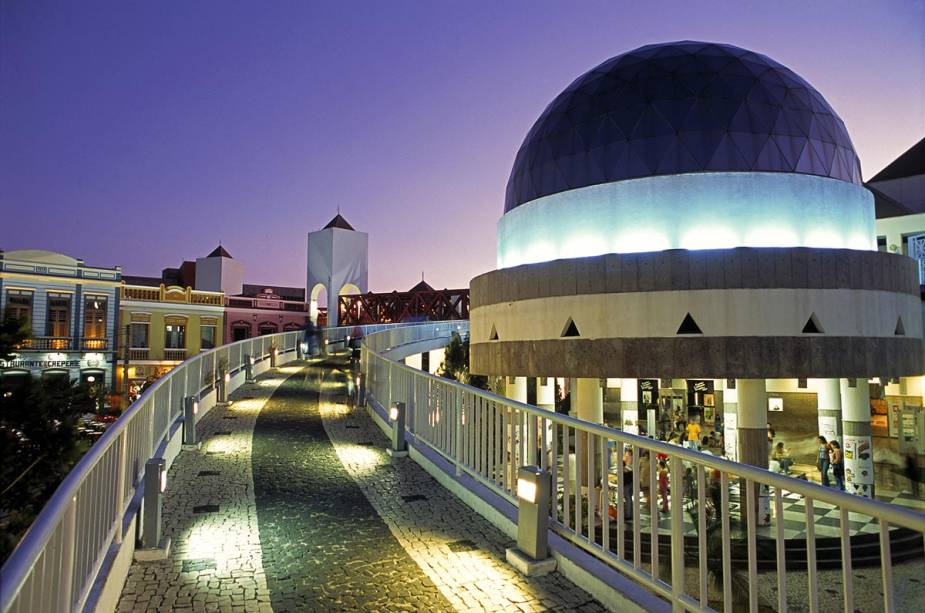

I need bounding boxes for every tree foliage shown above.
[0,315,96,562]
[0,376,95,562]
[0,312,29,362]
[438,333,488,390]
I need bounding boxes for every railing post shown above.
[114,434,126,545]
[60,495,77,612]
[387,361,393,410]
[670,455,684,611]
[455,389,463,477]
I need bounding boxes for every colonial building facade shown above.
[115,279,225,406]
[0,249,121,391]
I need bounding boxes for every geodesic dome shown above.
[505,41,861,213]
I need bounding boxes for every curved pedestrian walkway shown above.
[117,359,602,612]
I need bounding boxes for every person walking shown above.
[817,436,830,486]
[829,440,845,491]
[622,448,635,520]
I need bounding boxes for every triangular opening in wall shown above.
[676,313,702,335]
[802,313,824,334]
[561,318,581,338]
[488,324,499,341]
[895,316,905,336]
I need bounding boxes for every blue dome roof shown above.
[505,41,862,213]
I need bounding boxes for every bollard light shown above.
[355,373,365,407]
[244,354,254,383]
[517,476,538,504]
[183,396,199,448]
[142,457,166,549]
[387,401,408,458]
[270,347,278,367]
[505,465,555,575]
[217,370,228,403]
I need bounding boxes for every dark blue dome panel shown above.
[505,41,862,212]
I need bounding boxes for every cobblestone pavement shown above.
[117,360,605,612]
[117,367,294,612]
[318,362,604,612]
[251,363,452,612]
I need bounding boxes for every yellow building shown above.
[115,281,224,407]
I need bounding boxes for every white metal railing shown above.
[0,331,302,613]
[361,323,925,613]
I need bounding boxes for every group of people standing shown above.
[816,435,846,490]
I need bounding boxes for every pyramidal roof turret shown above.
[324,213,355,231]
[207,245,233,258]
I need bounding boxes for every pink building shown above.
[224,284,309,342]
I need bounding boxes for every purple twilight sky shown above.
[1,1,923,292]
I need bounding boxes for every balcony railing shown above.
[163,348,186,361]
[19,337,74,350]
[80,338,109,351]
[128,348,149,361]
[121,284,223,306]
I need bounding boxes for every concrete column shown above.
[574,378,604,424]
[816,378,842,445]
[737,379,770,525]
[327,284,339,328]
[574,378,603,505]
[505,376,527,403]
[505,377,527,486]
[722,384,738,462]
[429,348,446,375]
[840,378,874,497]
[620,378,638,434]
[536,378,555,411]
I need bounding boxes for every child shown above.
[658,460,670,513]
[772,442,794,474]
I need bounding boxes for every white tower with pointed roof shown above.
[195,245,245,296]
[307,214,368,326]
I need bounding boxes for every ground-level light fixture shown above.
[139,457,169,557]
[506,466,555,576]
[183,396,200,448]
[387,402,407,458]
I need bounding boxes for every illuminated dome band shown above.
[497,171,874,268]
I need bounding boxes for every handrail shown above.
[0,329,309,612]
[386,354,925,530]
[0,320,464,613]
[360,322,925,612]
